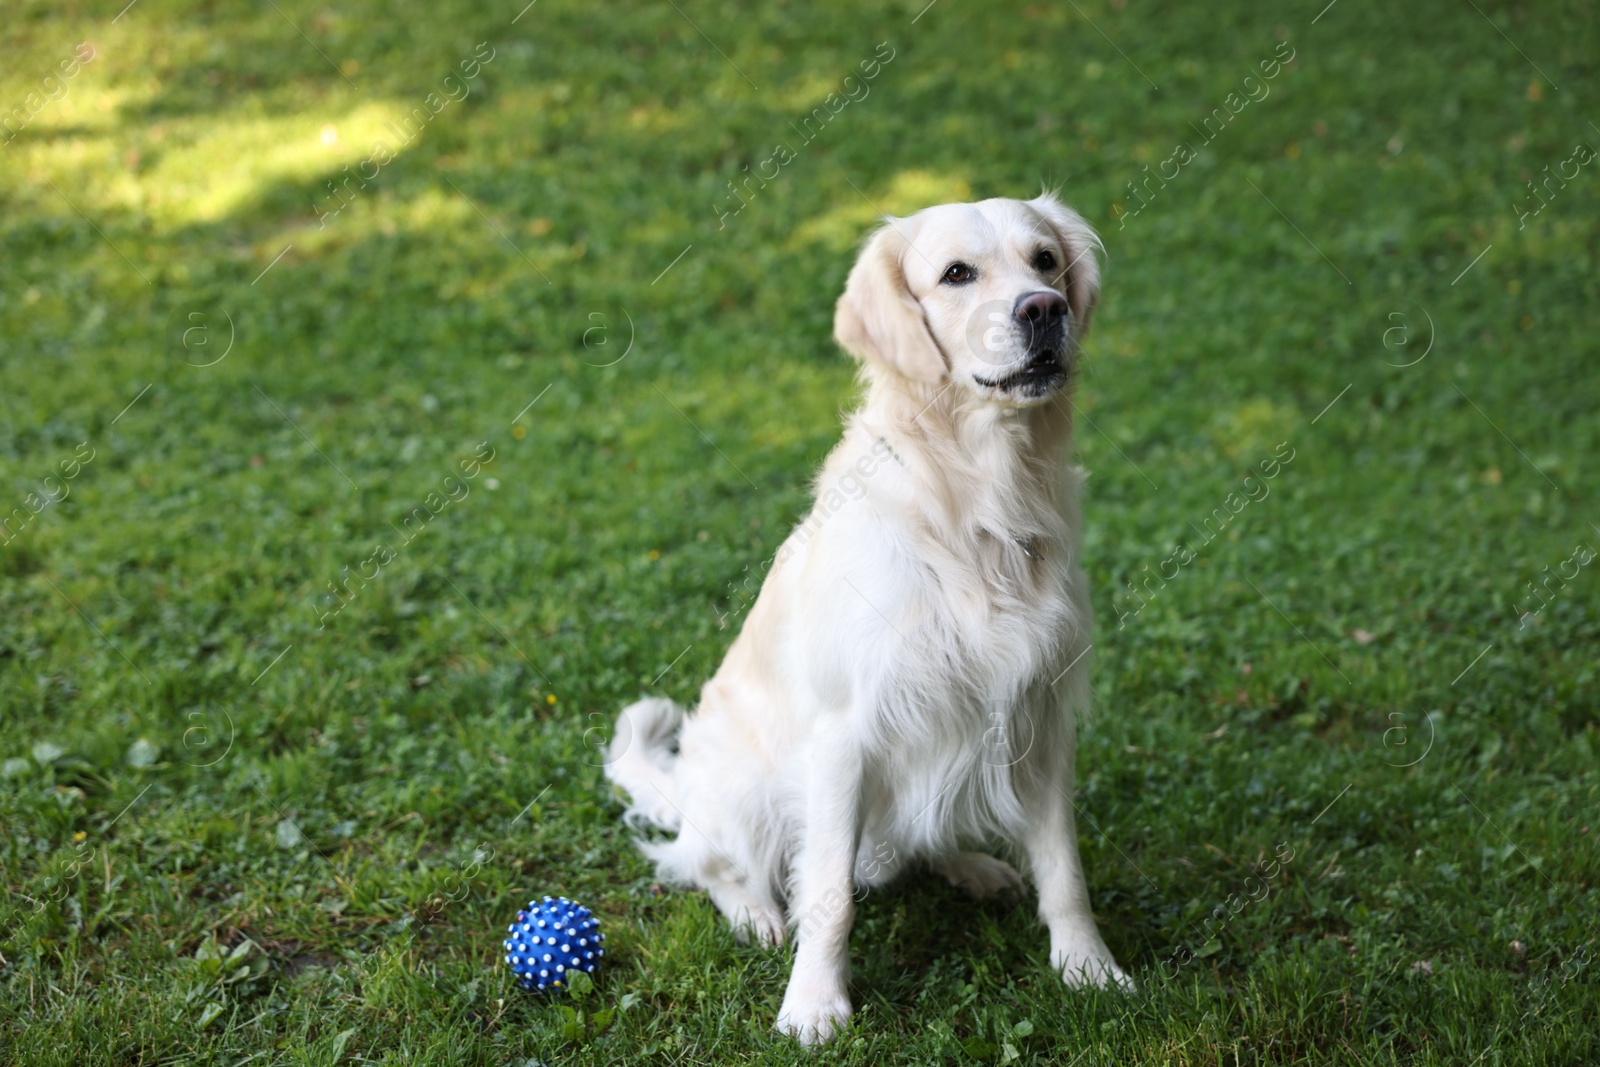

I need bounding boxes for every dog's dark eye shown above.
[942,262,975,285]
[1033,249,1057,273]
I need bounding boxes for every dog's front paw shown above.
[775,984,852,1045]
[1052,929,1133,991]
[1058,953,1133,991]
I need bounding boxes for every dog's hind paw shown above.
[934,851,1025,899]
[730,906,787,949]
[708,885,786,948]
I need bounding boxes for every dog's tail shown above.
[603,697,685,831]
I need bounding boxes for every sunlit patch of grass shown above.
[1209,396,1298,462]
[18,99,434,227]
[793,169,973,249]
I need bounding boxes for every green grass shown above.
[2,0,1598,1063]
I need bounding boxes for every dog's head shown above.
[834,194,1101,405]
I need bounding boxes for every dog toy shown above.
[503,895,605,992]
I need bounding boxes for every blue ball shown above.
[503,895,605,992]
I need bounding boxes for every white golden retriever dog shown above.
[606,193,1127,1043]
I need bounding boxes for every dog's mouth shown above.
[972,351,1068,397]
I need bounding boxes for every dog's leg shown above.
[1022,780,1131,990]
[775,744,862,1045]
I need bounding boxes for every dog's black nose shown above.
[1014,290,1068,328]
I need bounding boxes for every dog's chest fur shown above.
[883,492,1078,720]
[847,411,1087,850]
[884,413,1079,680]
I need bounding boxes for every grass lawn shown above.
[2,0,1597,1062]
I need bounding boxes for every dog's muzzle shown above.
[972,291,1072,396]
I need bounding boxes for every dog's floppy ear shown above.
[1028,192,1102,337]
[834,221,947,384]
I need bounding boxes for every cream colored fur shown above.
[606,194,1127,1044]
